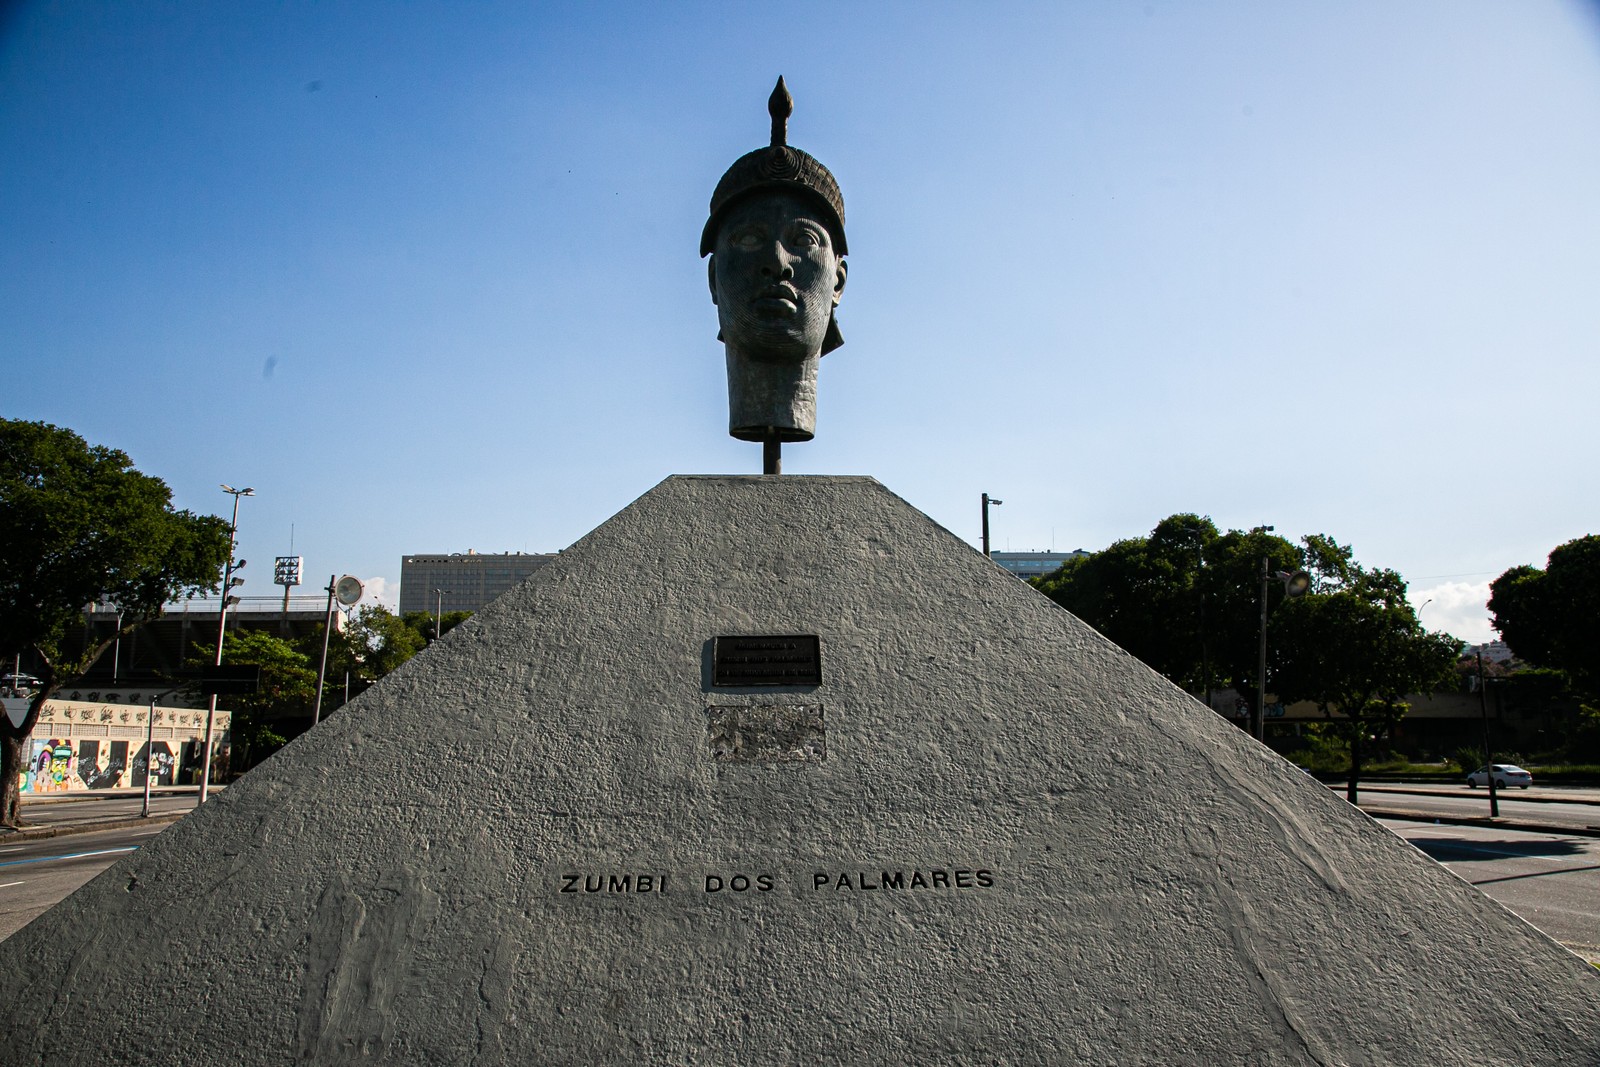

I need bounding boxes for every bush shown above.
[1287,725,1351,774]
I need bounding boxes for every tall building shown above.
[990,550,1087,581]
[399,551,556,615]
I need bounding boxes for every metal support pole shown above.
[1255,555,1269,742]
[312,575,336,725]
[1479,648,1498,818]
[142,696,156,818]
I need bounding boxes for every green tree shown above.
[1034,513,1457,789]
[349,605,426,677]
[1197,524,1305,713]
[1272,567,1461,802]
[308,604,427,712]
[1489,535,1600,696]
[1033,515,1302,706]
[0,420,231,826]
[190,629,317,772]
[402,609,471,644]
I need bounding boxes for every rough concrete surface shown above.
[1,476,1596,1065]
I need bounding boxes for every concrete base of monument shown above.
[2,476,1596,1064]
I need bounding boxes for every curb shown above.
[0,812,185,842]
[1347,785,1600,808]
[1363,806,1600,839]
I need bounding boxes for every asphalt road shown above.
[1381,818,1600,965]
[14,793,197,832]
[1353,784,1600,835]
[0,824,169,940]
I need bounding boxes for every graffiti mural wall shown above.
[25,740,76,794]
[16,700,230,793]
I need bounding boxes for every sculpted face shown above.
[709,191,846,362]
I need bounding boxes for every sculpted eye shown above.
[790,228,823,249]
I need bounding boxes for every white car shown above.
[1466,764,1532,789]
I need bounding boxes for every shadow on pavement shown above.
[1405,836,1585,861]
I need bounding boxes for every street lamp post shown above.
[312,574,337,725]
[200,485,252,804]
[142,694,157,818]
[1255,551,1311,742]
[433,588,452,643]
[1478,646,1499,818]
[312,575,363,725]
[981,494,1003,558]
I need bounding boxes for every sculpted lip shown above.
[754,285,800,314]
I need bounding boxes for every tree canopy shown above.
[1033,514,1301,704]
[1272,565,1461,799]
[190,630,317,771]
[0,419,231,825]
[404,609,472,644]
[321,604,427,684]
[1489,534,1600,695]
[1033,513,1459,798]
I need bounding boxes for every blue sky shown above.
[4,1,1598,643]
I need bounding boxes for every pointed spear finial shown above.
[769,75,793,147]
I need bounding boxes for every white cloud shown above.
[1412,580,1494,644]
[362,576,397,609]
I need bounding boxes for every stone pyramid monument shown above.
[7,83,1598,1065]
[1,475,1598,1065]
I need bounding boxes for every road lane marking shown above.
[0,846,25,853]
[0,881,24,889]
[0,847,137,870]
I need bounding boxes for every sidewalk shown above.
[4,786,219,841]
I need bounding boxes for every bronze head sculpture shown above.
[704,78,847,470]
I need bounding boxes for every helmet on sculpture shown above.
[700,77,848,259]
[701,77,847,355]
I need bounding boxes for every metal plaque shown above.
[712,635,821,687]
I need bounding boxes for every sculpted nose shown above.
[759,241,796,279]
